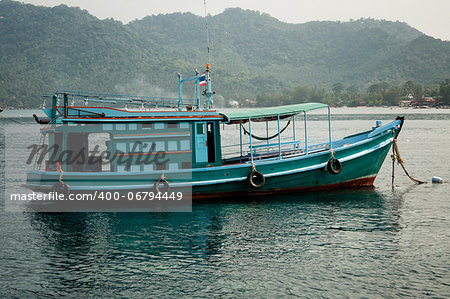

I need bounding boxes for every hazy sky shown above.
[20,0,450,41]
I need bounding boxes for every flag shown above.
[199,72,206,87]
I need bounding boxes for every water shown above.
[1,108,450,297]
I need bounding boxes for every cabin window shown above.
[168,141,178,151]
[129,123,137,130]
[180,140,190,151]
[156,162,166,171]
[179,122,189,129]
[196,123,205,134]
[88,133,111,172]
[143,163,154,171]
[142,142,155,152]
[130,165,140,172]
[116,143,127,153]
[168,163,179,170]
[66,132,89,172]
[103,124,113,131]
[155,141,165,151]
[142,123,153,129]
[167,123,178,129]
[154,123,165,129]
[117,165,126,172]
[116,124,126,130]
[129,141,141,153]
[44,132,63,171]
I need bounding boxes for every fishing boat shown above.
[25,64,404,201]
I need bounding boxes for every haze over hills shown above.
[1,0,450,107]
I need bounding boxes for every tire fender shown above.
[52,181,70,195]
[154,178,170,193]
[327,158,342,175]
[247,170,265,188]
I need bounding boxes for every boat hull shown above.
[25,127,395,199]
[191,134,391,198]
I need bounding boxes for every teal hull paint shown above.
[25,129,394,198]
[192,134,392,196]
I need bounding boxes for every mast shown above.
[205,64,212,109]
[204,0,213,109]
[204,0,211,66]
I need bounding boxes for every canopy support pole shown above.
[328,107,332,150]
[249,117,253,163]
[239,124,243,157]
[304,111,308,155]
[292,114,296,146]
[277,114,281,160]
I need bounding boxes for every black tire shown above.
[154,178,170,193]
[52,181,70,195]
[327,158,342,175]
[247,170,265,188]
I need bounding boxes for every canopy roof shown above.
[223,102,329,124]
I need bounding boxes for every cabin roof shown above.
[223,102,328,123]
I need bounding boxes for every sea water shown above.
[0,108,449,297]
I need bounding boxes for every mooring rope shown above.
[58,169,64,184]
[391,132,426,187]
[241,118,292,141]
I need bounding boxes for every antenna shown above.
[204,0,211,65]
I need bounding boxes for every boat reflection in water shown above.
[26,189,403,295]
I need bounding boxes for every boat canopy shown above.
[222,102,329,124]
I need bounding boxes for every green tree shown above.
[368,82,388,93]
[402,80,415,96]
[332,83,344,96]
[439,79,450,104]
[383,86,402,106]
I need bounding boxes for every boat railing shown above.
[43,91,198,111]
[41,66,214,118]
[222,104,333,165]
[222,137,331,162]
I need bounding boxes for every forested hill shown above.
[1,0,450,107]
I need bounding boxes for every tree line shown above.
[245,79,450,108]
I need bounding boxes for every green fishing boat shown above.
[25,64,404,208]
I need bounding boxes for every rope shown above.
[58,169,64,184]
[241,118,292,141]
[391,139,395,188]
[330,149,335,159]
[391,131,426,187]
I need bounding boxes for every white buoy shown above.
[432,176,443,184]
